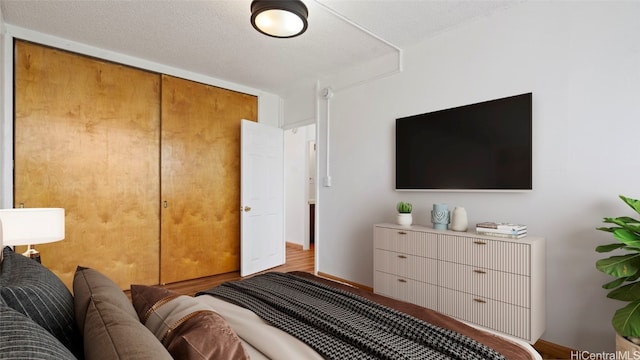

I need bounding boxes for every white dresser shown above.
[373,223,545,343]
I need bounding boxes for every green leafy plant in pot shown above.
[595,195,640,345]
[396,201,413,226]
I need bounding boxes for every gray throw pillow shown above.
[0,300,78,359]
[0,247,83,358]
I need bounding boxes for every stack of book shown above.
[475,222,527,239]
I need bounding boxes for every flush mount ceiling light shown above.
[251,0,308,38]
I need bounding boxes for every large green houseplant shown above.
[596,195,640,341]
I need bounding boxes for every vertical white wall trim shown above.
[322,87,333,187]
[1,31,13,208]
[314,80,321,275]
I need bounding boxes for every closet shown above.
[160,75,257,284]
[13,40,257,289]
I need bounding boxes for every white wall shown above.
[285,125,316,248]
[316,2,640,353]
[285,127,307,247]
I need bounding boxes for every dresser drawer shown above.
[438,288,530,340]
[375,249,437,284]
[374,223,545,343]
[374,226,437,258]
[438,235,530,275]
[374,271,438,309]
[438,261,530,307]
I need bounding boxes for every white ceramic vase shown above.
[616,333,640,358]
[450,207,468,232]
[397,213,413,226]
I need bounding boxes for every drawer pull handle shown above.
[473,269,486,274]
[473,241,487,245]
[398,231,407,235]
[397,279,407,283]
[398,255,407,259]
[473,298,487,304]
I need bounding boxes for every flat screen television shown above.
[395,93,532,191]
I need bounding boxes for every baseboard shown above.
[317,272,373,292]
[286,242,304,250]
[532,339,576,359]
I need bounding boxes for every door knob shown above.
[242,206,252,212]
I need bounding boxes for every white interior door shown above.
[240,119,285,276]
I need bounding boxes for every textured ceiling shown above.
[0,0,517,95]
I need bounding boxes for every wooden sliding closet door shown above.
[160,75,257,284]
[14,41,161,290]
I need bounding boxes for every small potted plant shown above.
[396,201,413,226]
[595,195,640,352]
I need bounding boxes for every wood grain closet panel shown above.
[14,41,161,290]
[160,75,257,284]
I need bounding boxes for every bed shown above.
[0,241,542,359]
[194,271,542,360]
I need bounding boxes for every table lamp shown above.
[0,208,65,263]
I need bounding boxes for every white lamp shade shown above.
[0,208,65,246]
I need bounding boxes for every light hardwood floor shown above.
[158,242,314,296]
[155,242,573,359]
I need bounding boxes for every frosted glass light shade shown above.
[251,0,308,38]
[0,208,65,246]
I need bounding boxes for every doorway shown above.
[284,124,317,257]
